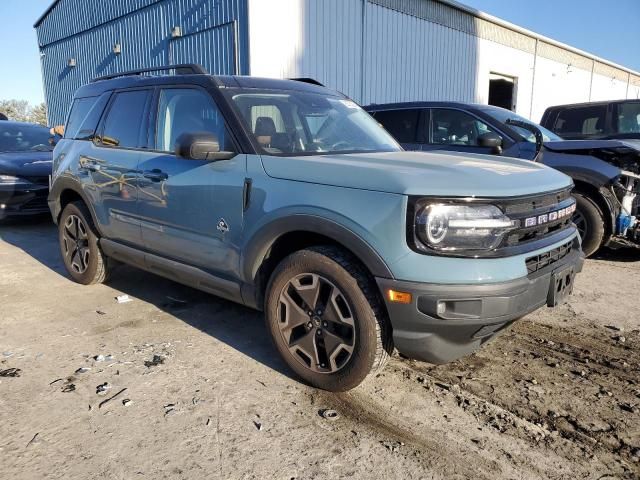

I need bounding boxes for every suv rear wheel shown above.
[58,201,110,285]
[265,246,392,391]
[572,192,605,257]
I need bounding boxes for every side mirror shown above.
[478,132,503,154]
[175,132,236,161]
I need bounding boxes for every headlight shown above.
[0,175,31,185]
[415,203,516,251]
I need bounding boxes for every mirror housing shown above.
[175,132,235,161]
[478,132,503,154]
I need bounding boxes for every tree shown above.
[0,99,31,122]
[30,103,48,126]
[0,100,49,125]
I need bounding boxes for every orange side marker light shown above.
[388,289,412,304]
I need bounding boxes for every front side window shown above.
[430,109,498,146]
[226,89,400,156]
[0,123,54,152]
[372,109,420,143]
[156,88,228,152]
[616,103,640,134]
[100,90,150,148]
[554,105,607,137]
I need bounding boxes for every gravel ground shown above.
[1,218,639,480]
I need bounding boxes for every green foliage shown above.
[0,100,48,126]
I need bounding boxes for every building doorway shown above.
[489,73,516,111]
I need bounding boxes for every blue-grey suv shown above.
[49,65,584,391]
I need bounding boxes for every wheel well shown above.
[254,231,378,310]
[58,189,84,220]
[573,180,614,239]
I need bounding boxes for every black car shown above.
[0,121,55,219]
[540,100,640,141]
[365,102,640,256]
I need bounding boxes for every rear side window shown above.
[616,103,640,134]
[99,90,150,148]
[65,93,111,140]
[553,106,607,136]
[65,97,96,139]
[372,109,420,143]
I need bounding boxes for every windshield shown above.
[227,89,401,156]
[479,107,563,142]
[0,123,55,153]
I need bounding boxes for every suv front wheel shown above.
[265,246,392,391]
[58,201,111,285]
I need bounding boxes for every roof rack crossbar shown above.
[288,77,325,87]
[92,64,207,82]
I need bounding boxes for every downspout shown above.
[528,38,538,120]
[626,72,631,99]
[360,0,367,103]
[588,59,595,101]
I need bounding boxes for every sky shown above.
[0,0,638,106]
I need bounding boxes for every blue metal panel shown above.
[36,0,249,125]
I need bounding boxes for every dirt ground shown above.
[1,217,639,480]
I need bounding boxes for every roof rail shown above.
[289,77,325,87]
[93,64,208,82]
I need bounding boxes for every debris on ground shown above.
[26,433,40,448]
[380,440,404,453]
[96,382,112,395]
[98,388,127,409]
[163,296,189,310]
[96,310,107,316]
[319,409,340,421]
[122,398,132,407]
[75,367,90,374]
[0,368,21,377]
[253,420,263,431]
[61,384,75,393]
[94,354,114,362]
[115,295,132,304]
[144,354,165,368]
[2,351,14,358]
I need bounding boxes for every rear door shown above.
[423,108,503,155]
[137,86,246,277]
[82,89,152,246]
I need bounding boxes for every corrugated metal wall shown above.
[35,0,249,125]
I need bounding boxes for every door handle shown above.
[143,169,169,182]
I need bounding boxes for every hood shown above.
[544,139,640,174]
[261,150,572,197]
[545,139,640,152]
[0,151,53,178]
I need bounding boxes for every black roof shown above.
[75,72,340,99]
[363,101,495,111]
[544,99,640,110]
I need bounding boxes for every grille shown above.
[525,240,573,275]
[498,188,575,248]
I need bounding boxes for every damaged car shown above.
[366,102,640,256]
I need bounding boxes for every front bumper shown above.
[376,240,584,364]
[0,184,50,218]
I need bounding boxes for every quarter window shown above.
[430,109,497,146]
[100,90,150,148]
[156,88,227,152]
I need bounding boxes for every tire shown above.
[265,246,392,392]
[58,201,110,285]
[572,192,605,257]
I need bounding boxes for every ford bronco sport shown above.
[49,65,584,391]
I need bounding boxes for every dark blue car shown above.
[366,102,640,257]
[0,121,55,219]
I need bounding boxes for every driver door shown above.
[137,86,246,278]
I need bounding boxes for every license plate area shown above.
[547,265,575,307]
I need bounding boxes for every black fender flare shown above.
[49,176,102,233]
[241,214,394,285]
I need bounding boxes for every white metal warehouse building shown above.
[36,0,640,125]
